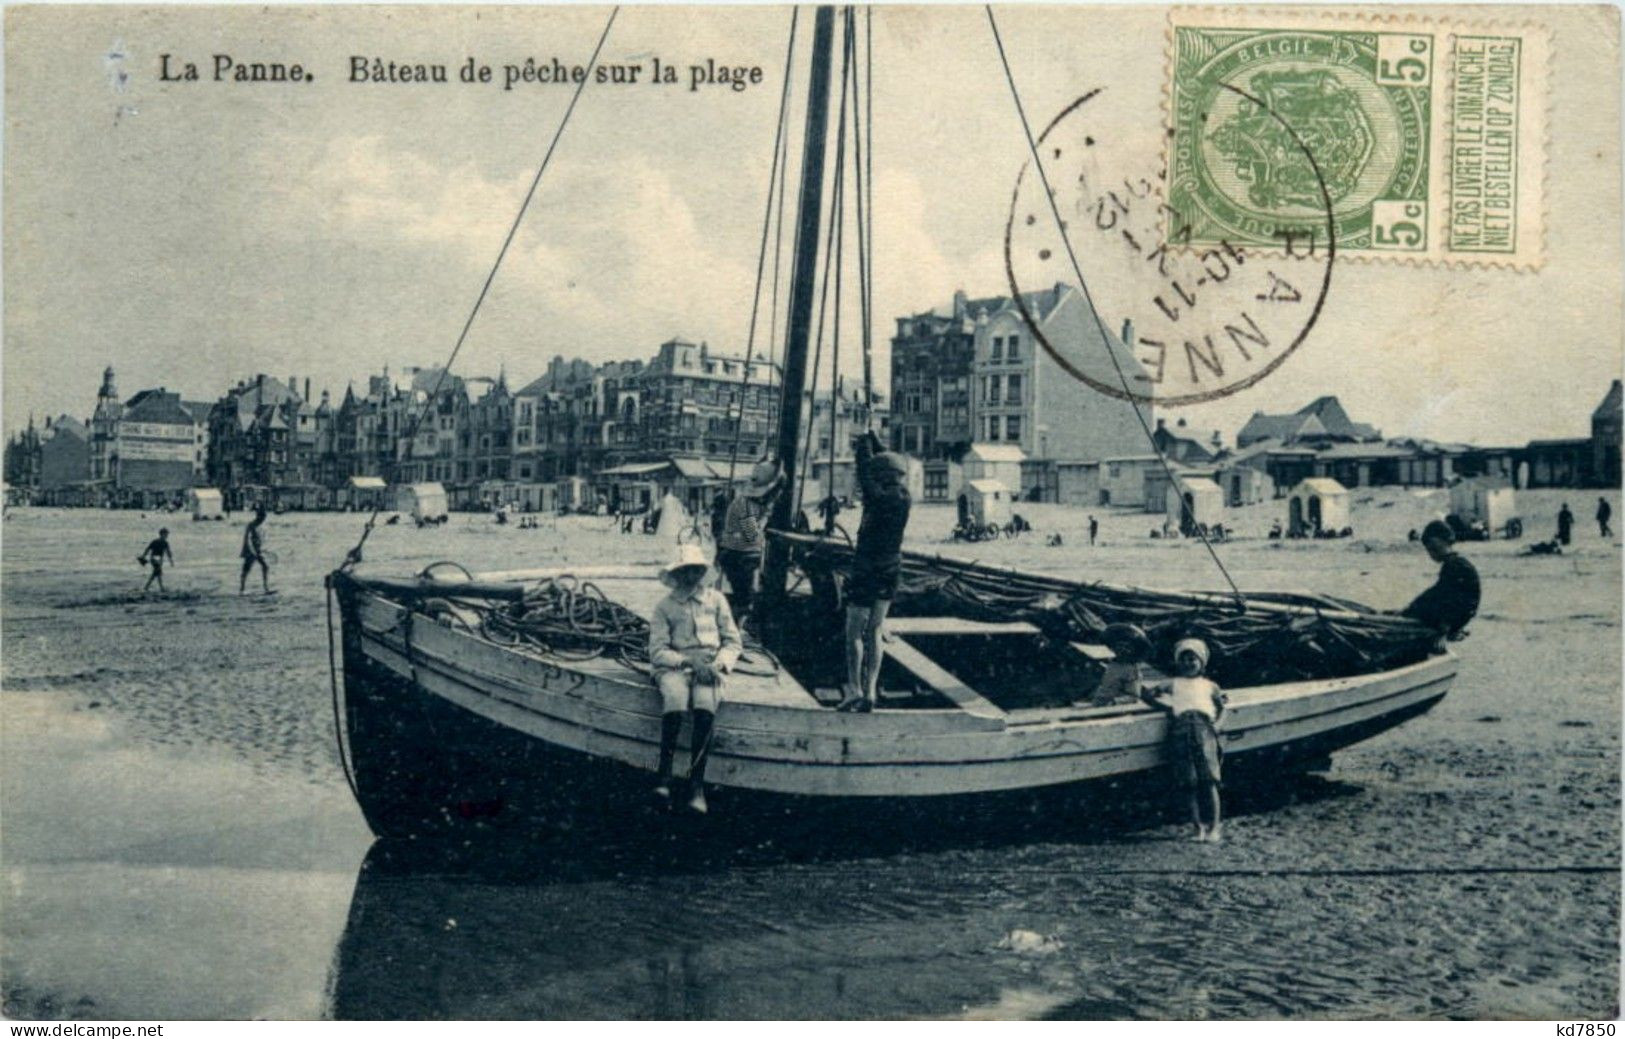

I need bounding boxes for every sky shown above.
[4,4,1621,446]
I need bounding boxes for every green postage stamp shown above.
[1167,8,1549,267]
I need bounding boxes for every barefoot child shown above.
[1143,638,1227,841]
[648,544,742,814]
[139,527,173,594]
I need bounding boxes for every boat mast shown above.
[762,5,836,605]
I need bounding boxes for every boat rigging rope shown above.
[983,7,1245,608]
[855,6,875,419]
[727,8,801,484]
[338,6,620,573]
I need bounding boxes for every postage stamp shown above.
[1166,8,1550,267]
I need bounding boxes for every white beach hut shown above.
[1167,476,1224,534]
[1288,477,1350,536]
[187,487,224,521]
[402,482,449,524]
[1449,477,1518,535]
[965,479,1011,530]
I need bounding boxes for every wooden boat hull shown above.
[333,575,1456,842]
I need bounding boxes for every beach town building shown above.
[89,366,122,485]
[637,338,781,463]
[967,284,1151,466]
[37,416,92,504]
[1591,379,1622,487]
[889,291,976,460]
[1153,417,1226,464]
[1237,396,1381,448]
[3,416,42,497]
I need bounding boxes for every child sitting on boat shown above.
[1142,638,1227,842]
[648,543,743,815]
[1078,623,1152,707]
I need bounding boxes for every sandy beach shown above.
[1,489,1618,1019]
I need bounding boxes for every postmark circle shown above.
[1004,84,1337,407]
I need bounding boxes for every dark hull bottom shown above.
[341,645,1444,856]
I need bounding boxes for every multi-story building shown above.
[638,338,780,462]
[206,374,319,503]
[109,388,200,504]
[890,290,976,460]
[38,415,91,502]
[89,366,122,484]
[966,283,1153,465]
[3,417,42,495]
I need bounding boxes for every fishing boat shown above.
[328,6,1458,842]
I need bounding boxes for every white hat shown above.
[659,542,711,583]
[1173,638,1210,669]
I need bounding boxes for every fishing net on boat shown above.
[777,532,1441,687]
[473,576,652,671]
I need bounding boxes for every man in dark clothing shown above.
[709,491,729,542]
[1088,515,1099,546]
[140,528,173,593]
[1597,497,1612,538]
[1557,502,1574,546]
[838,431,911,712]
[1403,520,1481,640]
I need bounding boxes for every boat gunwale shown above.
[350,583,1459,754]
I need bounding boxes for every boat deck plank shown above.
[885,639,1006,722]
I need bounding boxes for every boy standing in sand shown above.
[139,528,174,594]
[1143,638,1227,842]
[240,506,272,595]
[648,543,742,815]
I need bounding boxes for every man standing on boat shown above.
[1402,520,1481,641]
[649,543,742,814]
[838,430,912,713]
[717,462,781,625]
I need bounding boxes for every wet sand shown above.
[1,490,1618,1019]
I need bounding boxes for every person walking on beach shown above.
[139,527,174,594]
[239,506,272,595]
[1142,638,1227,842]
[1557,502,1574,546]
[1402,519,1481,641]
[1597,497,1612,538]
[1088,515,1099,546]
[648,543,742,814]
[717,462,781,625]
[838,430,912,714]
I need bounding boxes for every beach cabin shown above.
[344,475,388,512]
[963,444,1025,498]
[399,482,449,524]
[1167,476,1224,535]
[1449,477,1518,536]
[1099,456,1159,508]
[187,487,224,521]
[1218,465,1274,507]
[1288,477,1350,537]
[558,476,590,513]
[965,479,1011,530]
[1056,461,1101,508]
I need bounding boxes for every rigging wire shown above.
[340,6,621,570]
[795,7,853,515]
[858,5,876,421]
[827,5,859,503]
[726,8,801,484]
[983,6,1245,606]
